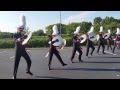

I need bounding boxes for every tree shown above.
[33,29,44,36]
[45,16,120,36]
[66,23,81,35]
[46,25,53,35]
[102,16,115,25]
[94,17,102,25]
[80,22,92,33]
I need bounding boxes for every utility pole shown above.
[60,11,61,36]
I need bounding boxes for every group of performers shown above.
[12,15,120,79]
[12,25,120,79]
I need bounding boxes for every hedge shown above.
[0,37,115,48]
[28,38,48,48]
[0,39,15,48]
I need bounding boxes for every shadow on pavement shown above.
[88,56,120,58]
[35,76,70,79]
[52,68,120,71]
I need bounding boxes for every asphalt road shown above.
[0,47,120,79]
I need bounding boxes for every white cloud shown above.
[63,11,97,24]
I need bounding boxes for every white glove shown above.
[17,38,21,42]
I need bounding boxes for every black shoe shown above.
[26,71,33,76]
[48,68,52,70]
[71,59,75,63]
[12,76,16,79]
[71,61,75,63]
[79,60,83,62]
[63,64,67,66]
[103,52,106,54]
[86,56,89,58]
[48,66,52,70]
[90,53,93,56]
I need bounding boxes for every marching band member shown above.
[86,33,95,57]
[48,25,67,70]
[112,28,120,53]
[97,26,106,54]
[13,15,33,79]
[13,26,33,79]
[71,26,83,63]
[106,29,113,50]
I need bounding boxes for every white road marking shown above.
[104,51,117,56]
[113,51,120,53]
[100,50,117,55]
[27,50,31,52]
[10,56,15,59]
[117,75,120,77]
[0,51,7,54]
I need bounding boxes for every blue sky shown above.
[0,11,120,33]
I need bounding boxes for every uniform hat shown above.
[52,25,59,35]
[74,26,81,35]
[99,26,103,32]
[116,28,120,35]
[108,29,111,34]
[88,26,94,34]
[17,15,26,31]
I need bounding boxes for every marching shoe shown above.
[63,64,67,66]
[12,76,16,79]
[48,66,52,70]
[26,71,33,76]
[79,60,84,62]
[71,59,75,63]
[90,53,93,56]
[103,52,106,54]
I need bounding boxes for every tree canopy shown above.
[45,16,120,35]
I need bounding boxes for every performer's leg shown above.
[13,53,21,79]
[107,41,109,50]
[22,51,33,75]
[112,43,116,53]
[86,45,89,56]
[77,48,83,62]
[71,48,77,63]
[54,49,67,66]
[48,50,53,70]
[97,43,101,53]
[109,41,113,50]
[90,45,95,56]
[102,44,105,54]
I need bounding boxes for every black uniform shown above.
[97,33,106,54]
[71,35,83,63]
[86,36,95,56]
[112,36,120,53]
[48,36,67,70]
[13,33,33,79]
[107,35,113,50]
[112,40,116,53]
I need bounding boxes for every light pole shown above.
[60,11,61,36]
